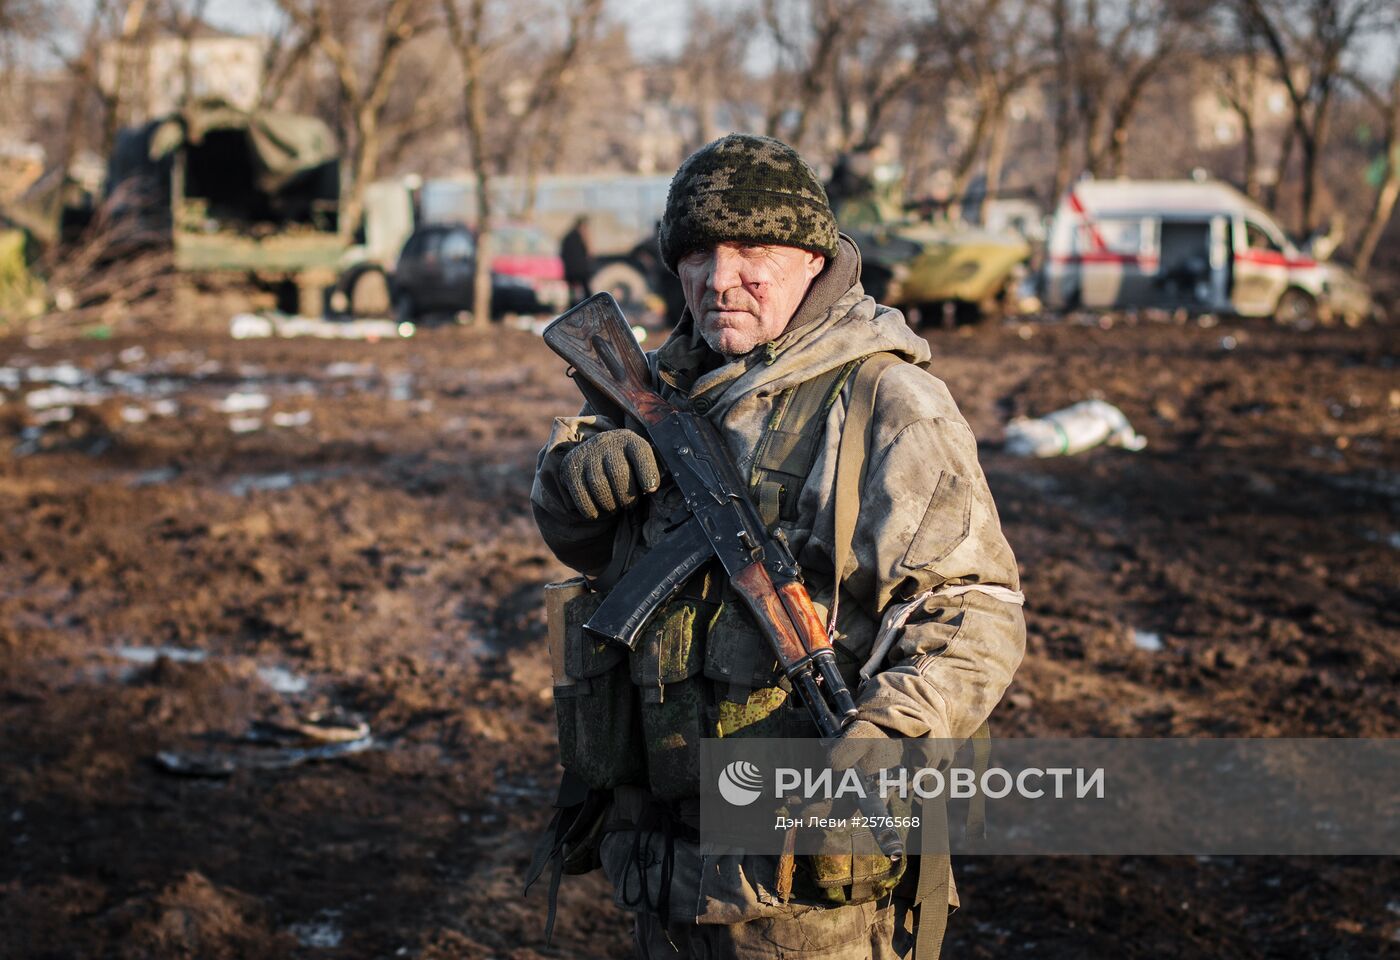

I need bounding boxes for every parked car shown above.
[389,222,567,323]
[1043,179,1374,324]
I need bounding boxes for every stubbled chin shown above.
[700,326,756,358]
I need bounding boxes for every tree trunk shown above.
[1297,130,1318,236]
[1353,70,1400,277]
[1354,169,1398,276]
[465,39,491,327]
[342,110,382,244]
[1266,121,1295,212]
[471,170,493,327]
[948,87,996,219]
[1081,93,1107,177]
[1241,108,1258,199]
[983,102,1010,209]
[1050,0,1074,203]
[1105,124,1127,178]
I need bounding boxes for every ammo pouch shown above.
[792,787,916,906]
[632,594,713,802]
[800,847,908,906]
[705,597,818,741]
[547,578,645,790]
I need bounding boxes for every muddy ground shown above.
[0,305,1396,959]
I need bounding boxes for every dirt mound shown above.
[105,872,291,959]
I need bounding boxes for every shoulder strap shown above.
[826,352,902,635]
[750,359,861,526]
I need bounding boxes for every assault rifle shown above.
[543,293,904,865]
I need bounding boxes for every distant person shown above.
[560,216,593,306]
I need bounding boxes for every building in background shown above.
[99,26,266,127]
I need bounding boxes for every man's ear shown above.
[806,252,826,280]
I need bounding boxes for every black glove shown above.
[559,429,661,520]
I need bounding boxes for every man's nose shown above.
[702,247,745,292]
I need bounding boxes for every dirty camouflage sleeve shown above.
[846,366,1026,742]
[530,409,627,576]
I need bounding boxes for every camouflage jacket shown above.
[532,235,1025,746]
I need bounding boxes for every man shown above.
[531,134,1025,958]
[560,215,594,306]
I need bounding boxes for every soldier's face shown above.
[678,242,826,358]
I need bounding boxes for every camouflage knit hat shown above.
[658,134,839,274]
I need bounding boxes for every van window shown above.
[1076,216,1145,256]
[1245,221,1281,252]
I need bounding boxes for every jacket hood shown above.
[654,234,930,417]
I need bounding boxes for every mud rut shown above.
[0,316,1396,958]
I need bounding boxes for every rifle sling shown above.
[828,352,902,633]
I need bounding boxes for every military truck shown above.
[828,158,1035,325]
[846,221,1032,325]
[107,101,342,315]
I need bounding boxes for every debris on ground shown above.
[155,736,374,777]
[156,712,374,777]
[230,312,414,341]
[1004,399,1148,457]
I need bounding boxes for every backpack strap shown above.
[912,793,951,960]
[749,359,862,527]
[826,352,902,636]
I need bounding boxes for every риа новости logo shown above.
[718,760,765,806]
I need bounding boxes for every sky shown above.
[202,0,694,60]
[48,0,1400,81]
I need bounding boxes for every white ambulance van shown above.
[1043,179,1372,323]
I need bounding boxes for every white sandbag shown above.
[1004,399,1147,457]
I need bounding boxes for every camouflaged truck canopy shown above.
[108,100,339,228]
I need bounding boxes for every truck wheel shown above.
[593,261,661,328]
[395,293,417,325]
[954,300,982,325]
[593,261,648,304]
[1274,288,1317,327]
[350,268,392,318]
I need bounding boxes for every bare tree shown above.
[1082,0,1193,178]
[442,0,494,327]
[257,5,320,109]
[933,0,1050,210]
[0,0,45,62]
[827,0,929,153]
[1347,62,1400,275]
[755,0,934,158]
[672,2,761,151]
[760,0,867,149]
[442,0,605,325]
[1241,0,1393,234]
[275,0,429,242]
[0,0,47,143]
[38,0,138,232]
[1211,9,1270,199]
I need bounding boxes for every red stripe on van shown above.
[1235,250,1316,269]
